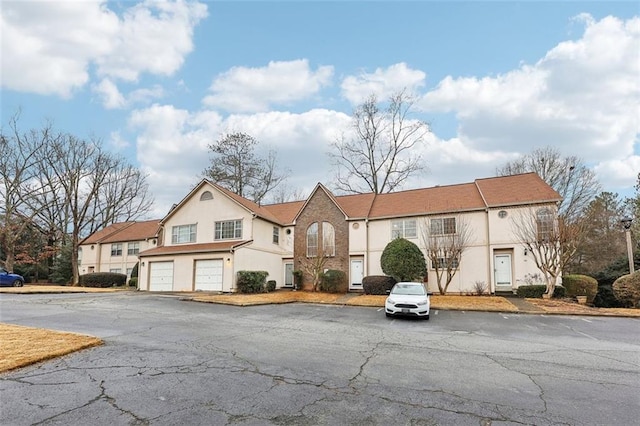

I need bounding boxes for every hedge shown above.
[516,284,565,299]
[320,270,348,293]
[236,271,269,294]
[79,272,127,288]
[362,275,397,295]
[266,280,277,292]
[612,271,640,308]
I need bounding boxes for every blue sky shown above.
[2,1,639,218]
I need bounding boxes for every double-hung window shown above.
[172,224,197,244]
[432,257,460,270]
[273,227,280,244]
[110,243,122,256]
[215,220,242,240]
[391,219,417,239]
[536,208,554,242]
[430,217,456,235]
[127,242,140,255]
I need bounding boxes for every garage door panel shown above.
[149,261,173,291]
[195,259,223,291]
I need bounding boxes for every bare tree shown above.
[203,132,289,204]
[329,90,430,194]
[420,215,473,295]
[497,146,600,221]
[33,134,153,285]
[511,207,586,297]
[0,113,53,272]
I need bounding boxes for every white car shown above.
[385,282,430,320]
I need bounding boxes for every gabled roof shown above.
[292,183,351,223]
[81,219,160,245]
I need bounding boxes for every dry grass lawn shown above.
[190,291,344,306]
[0,323,102,373]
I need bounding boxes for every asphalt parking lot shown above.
[1,292,639,425]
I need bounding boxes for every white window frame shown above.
[391,219,417,239]
[307,222,318,257]
[431,257,460,270]
[323,222,335,256]
[127,242,140,255]
[273,227,280,244]
[110,243,122,256]
[430,217,456,235]
[172,224,197,244]
[215,219,243,240]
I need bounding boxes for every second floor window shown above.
[430,217,456,235]
[172,224,196,244]
[391,219,417,239]
[111,243,122,256]
[215,220,242,240]
[128,242,140,255]
[536,208,554,242]
[323,222,335,256]
[273,227,280,244]
[307,222,318,257]
[431,257,460,270]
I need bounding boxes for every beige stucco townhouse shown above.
[79,219,161,278]
[127,172,561,294]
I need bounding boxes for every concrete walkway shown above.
[503,296,545,312]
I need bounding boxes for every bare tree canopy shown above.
[329,90,430,194]
[202,132,289,204]
[420,216,473,295]
[496,146,600,220]
[1,114,154,284]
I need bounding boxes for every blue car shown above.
[0,268,24,287]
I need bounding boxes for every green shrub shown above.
[293,270,304,290]
[562,274,598,303]
[362,275,397,295]
[131,262,139,278]
[380,238,426,282]
[79,272,127,288]
[612,271,640,308]
[236,270,269,294]
[516,285,565,298]
[128,277,138,288]
[266,280,277,292]
[320,270,347,293]
[593,284,625,308]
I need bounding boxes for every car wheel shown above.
[13,279,23,287]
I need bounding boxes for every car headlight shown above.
[416,300,428,306]
[386,298,395,305]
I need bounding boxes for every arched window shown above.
[306,222,318,257]
[536,208,554,242]
[323,222,335,256]
[200,191,213,201]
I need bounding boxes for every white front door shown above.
[494,254,513,290]
[284,262,294,287]
[350,259,364,290]
[195,259,223,291]
[149,261,174,291]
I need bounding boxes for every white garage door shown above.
[149,261,174,291]
[195,259,223,291]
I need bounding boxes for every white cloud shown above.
[202,59,334,113]
[341,63,426,105]
[93,79,126,109]
[419,15,640,170]
[594,155,640,191]
[1,0,207,97]
[129,105,350,216]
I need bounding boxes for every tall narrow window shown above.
[273,227,280,244]
[306,222,318,257]
[323,222,335,256]
[536,208,554,242]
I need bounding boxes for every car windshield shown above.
[391,284,425,296]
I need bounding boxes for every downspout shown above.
[365,218,370,276]
[485,208,492,293]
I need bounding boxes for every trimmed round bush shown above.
[562,274,598,303]
[236,270,269,293]
[612,271,640,308]
[362,275,397,295]
[380,238,426,282]
[320,270,348,293]
[266,280,277,292]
